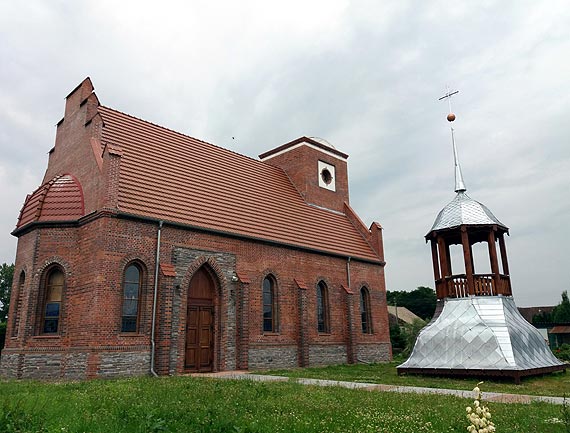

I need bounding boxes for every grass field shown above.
[0,375,568,433]
[263,358,570,397]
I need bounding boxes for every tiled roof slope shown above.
[17,174,85,228]
[98,107,381,262]
[387,306,425,325]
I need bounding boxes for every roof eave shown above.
[425,223,510,240]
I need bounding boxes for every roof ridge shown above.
[99,105,270,166]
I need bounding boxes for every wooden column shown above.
[430,239,441,298]
[445,242,453,276]
[461,227,475,296]
[498,232,512,295]
[469,244,475,276]
[487,229,501,295]
[498,233,510,275]
[437,236,449,298]
[430,239,441,280]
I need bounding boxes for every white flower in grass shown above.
[465,382,496,433]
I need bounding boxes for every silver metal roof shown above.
[398,296,564,371]
[429,191,508,233]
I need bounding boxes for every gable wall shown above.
[42,90,105,216]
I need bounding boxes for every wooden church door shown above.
[185,267,215,372]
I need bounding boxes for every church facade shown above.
[0,78,391,379]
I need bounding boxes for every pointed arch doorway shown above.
[185,266,216,372]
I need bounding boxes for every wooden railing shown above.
[435,274,512,299]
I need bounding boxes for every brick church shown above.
[0,78,390,379]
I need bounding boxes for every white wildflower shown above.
[465,383,496,433]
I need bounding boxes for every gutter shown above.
[150,220,163,377]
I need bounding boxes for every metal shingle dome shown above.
[429,191,507,233]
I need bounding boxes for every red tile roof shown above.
[160,263,177,277]
[294,279,308,290]
[236,272,251,284]
[17,174,84,228]
[95,107,381,262]
[550,326,570,334]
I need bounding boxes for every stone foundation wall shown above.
[63,352,88,379]
[308,344,347,366]
[0,353,20,379]
[0,350,149,379]
[356,343,391,363]
[248,346,298,370]
[22,353,63,379]
[98,352,150,378]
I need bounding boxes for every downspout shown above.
[346,257,351,288]
[346,256,356,363]
[150,220,163,377]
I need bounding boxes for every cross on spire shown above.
[438,88,459,113]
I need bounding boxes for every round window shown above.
[321,168,333,185]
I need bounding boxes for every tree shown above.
[389,323,406,354]
[532,310,553,326]
[386,286,436,321]
[0,263,15,323]
[552,290,570,323]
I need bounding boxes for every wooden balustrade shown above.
[436,273,512,299]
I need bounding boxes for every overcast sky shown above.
[1,1,568,307]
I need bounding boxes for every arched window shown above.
[263,276,277,332]
[11,271,25,337]
[317,281,330,333]
[43,267,64,334]
[121,264,142,333]
[360,287,372,334]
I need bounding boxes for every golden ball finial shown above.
[447,113,456,122]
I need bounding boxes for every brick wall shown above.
[2,212,391,379]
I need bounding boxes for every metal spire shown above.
[439,88,466,193]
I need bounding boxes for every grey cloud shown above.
[1,0,568,307]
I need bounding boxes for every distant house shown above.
[387,306,424,327]
[517,306,566,348]
[548,326,570,347]
[517,306,555,325]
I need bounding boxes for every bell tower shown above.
[397,89,566,383]
[426,98,512,300]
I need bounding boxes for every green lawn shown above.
[0,376,568,433]
[262,358,570,397]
